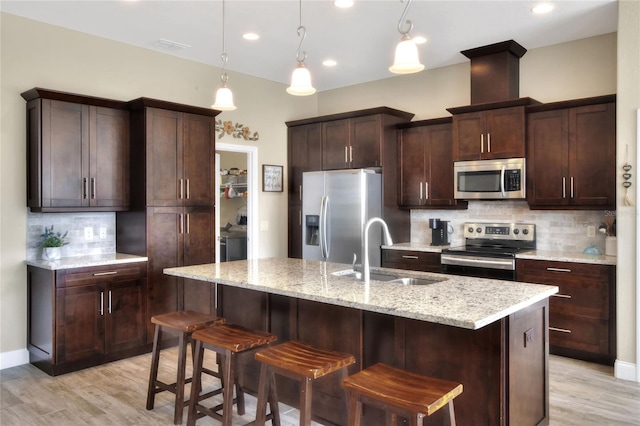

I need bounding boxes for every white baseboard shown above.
[0,348,29,370]
[614,359,638,382]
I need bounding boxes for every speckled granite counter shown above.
[383,243,617,265]
[164,257,557,330]
[25,253,148,270]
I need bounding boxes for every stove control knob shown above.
[476,227,482,234]
[513,229,520,235]
[522,229,529,235]
[468,227,474,234]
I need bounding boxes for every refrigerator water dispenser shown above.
[305,215,320,246]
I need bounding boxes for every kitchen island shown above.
[165,258,558,426]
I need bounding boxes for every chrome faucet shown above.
[362,217,393,283]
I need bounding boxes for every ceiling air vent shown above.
[153,38,191,50]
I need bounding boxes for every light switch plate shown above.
[587,226,595,237]
[99,227,107,239]
[84,227,93,240]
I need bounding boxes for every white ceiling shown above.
[1,0,618,92]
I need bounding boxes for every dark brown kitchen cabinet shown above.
[381,249,441,273]
[27,262,147,376]
[397,119,466,209]
[516,258,616,365]
[288,205,303,259]
[527,95,616,209]
[447,98,538,161]
[22,88,130,212]
[322,115,385,169]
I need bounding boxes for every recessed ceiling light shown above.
[242,32,260,41]
[323,59,337,67]
[532,3,554,14]
[413,36,427,45]
[334,0,354,8]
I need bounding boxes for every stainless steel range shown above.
[441,222,536,281]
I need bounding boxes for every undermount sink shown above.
[331,270,438,285]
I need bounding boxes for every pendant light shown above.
[287,0,316,96]
[389,0,425,74]
[212,0,237,110]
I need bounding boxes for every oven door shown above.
[440,253,516,281]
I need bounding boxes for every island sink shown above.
[331,269,440,285]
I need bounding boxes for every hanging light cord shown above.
[220,0,229,84]
[397,0,413,37]
[295,0,307,64]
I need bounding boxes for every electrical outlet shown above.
[587,225,595,237]
[260,220,269,231]
[99,227,107,239]
[84,227,93,240]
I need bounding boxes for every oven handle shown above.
[441,254,515,270]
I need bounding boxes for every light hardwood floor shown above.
[1,350,639,425]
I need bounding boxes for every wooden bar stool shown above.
[146,310,225,425]
[187,323,279,426]
[254,340,356,426]
[341,363,463,426]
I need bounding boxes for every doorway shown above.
[215,143,258,262]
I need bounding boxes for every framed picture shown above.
[262,164,283,192]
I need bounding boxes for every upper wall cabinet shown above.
[128,98,218,208]
[447,98,539,161]
[527,95,616,209]
[322,115,386,170]
[22,88,130,212]
[287,123,322,207]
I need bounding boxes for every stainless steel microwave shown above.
[454,158,526,200]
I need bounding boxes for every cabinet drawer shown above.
[56,263,147,288]
[549,313,610,356]
[381,250,441,273]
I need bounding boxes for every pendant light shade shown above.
[212,0,237,111]
[389,0,424,75]
[389,36,424,74]
[287,63,316,96]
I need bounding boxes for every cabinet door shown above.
[288,204,303,258]
[398,127,426,207]
[484,107,525,159]
[425,123,456,206]
[42,99,89,208]
[570,103,615,207]
[183,207,216,313]
[350,115,381,168]
[527,109,570,206]
[56,284,104,363]
[105,278,145,353]
[146,108,182,206]
[288,123,322,206]
[452,111,484,161]
[322,119,350,170]
[182,113,216,206]
[90,106,130,208]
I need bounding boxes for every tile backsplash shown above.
[26,212,116,260]
[411,201,613,253]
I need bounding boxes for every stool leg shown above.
[235,359,246,416]
[447,400,457,426]
[255,363,270,426]
[267,370,281,426]
[174,332,188,425]
[221,352,235,426]
[187,340,205,426]
[346,390,361,426]
[299,377,312,426]
[146,325,162,410]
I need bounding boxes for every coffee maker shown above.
[429,218,451,246]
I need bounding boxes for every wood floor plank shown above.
[1,352,638,425]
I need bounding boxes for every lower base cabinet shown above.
[381,249,441,273]
[27,262,148,375]
[516,259,616,365]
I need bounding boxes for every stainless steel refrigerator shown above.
[302,169,383,266]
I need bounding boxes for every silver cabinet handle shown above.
[186,213,190,234]
[99,291,104,316]
[419,182,423,200]
[562,177,566,199]
[552,293,572,299]
[487,133,491,152]
[401,255,419,259]
[179,213,184,234]
[570,177,574,199]
[480,134,484,153]
[349,145,353,163]
[91,178,96,199]
[179,179,184,199]
[108,290,112,314]
[299,209,302,226]
[299,184,302,201]
[344,146,348,163]
[549,326,571,334]
[93,271,117,277]
[186,179,190,199]
[547,267,572,273]
[83,178,89,199]
[425,182,429,200]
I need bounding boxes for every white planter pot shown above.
[42,247,62,261]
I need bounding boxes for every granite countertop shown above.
[25,253,148,270]
[164,258,557,330]
[383,243,617,265]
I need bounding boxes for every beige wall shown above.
[0,13,317,359]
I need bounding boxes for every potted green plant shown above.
[39,225,69,260]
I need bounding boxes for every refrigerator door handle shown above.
[319,195,330,260]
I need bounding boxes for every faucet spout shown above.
[362,217,393,283]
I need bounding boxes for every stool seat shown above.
[151,310,225,332]
[192,323,277,353]
[255,340,356,379]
